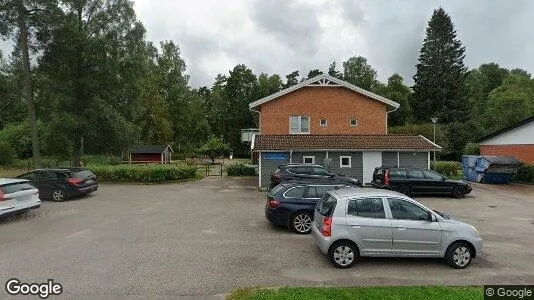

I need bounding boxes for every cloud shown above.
[2,1,534,88]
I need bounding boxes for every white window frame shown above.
[303,156,315,164]
[289,115,310,134]
[340,156,352,168]
[350,117,358,127]
[320,119,328,127]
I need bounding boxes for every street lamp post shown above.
[431,117,438,170]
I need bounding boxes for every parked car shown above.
[265,181,357,234]
[16,168,98,202]
[269,163,362,190]
[311,188,482,269]
[0,178,41,220]
[371,166,472,198]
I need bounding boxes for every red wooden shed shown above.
[129,145,173,164]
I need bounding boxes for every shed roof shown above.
[481,155,523,166]
[248,74,400,110]
[130,145,173,154]
[252,134,441,151]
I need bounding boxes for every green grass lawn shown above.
[227,287,483,300]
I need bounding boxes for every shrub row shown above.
[89,164,198,183]
[227,163,257,176]
[431,161,462,176]
[514,165,534,183]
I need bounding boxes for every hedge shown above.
[89,164,198,183]
[430,161,462,176]
[515,165,534,183]
[227,163,257,176]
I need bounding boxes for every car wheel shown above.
[329,241,358,268]
[445,242,473,269]
[398,185,411,196]
[51,189,66,202]
[290,212,313,234]
[452,186,465,198]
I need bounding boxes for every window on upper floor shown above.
[290,115,310,134]
[320,119,327,127]
[350,117,358,127]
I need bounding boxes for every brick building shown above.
[479,116,534,164]
[249,74,441,188]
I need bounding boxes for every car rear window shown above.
[269,184,286,196]
[390,169,407,178]
[1,182,36,194]
[284,186,305,198]
[316,193,337,216]
[71,170,95,179]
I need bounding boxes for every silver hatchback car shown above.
[311,188,482,269]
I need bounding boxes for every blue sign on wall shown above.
[263,153,288,160]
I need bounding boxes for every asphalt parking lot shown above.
[1,177,534,298]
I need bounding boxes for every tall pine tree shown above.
[411,8,468,124]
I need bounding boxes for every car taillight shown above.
[0,188,5,201]
[67,177,84,185]
[384,170,390,186]
[267,199,280,208]
[322,217,332,236]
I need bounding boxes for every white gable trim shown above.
[249,74,400,110]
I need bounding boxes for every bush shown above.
[463,142,480,155]
[227,163,257,176]
[515,165,534,183]
[431,161,462,176]
[89,164,198,183]
[0,141,15,166]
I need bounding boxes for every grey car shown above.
[311,188,482,269]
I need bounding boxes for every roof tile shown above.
[252,135,441,151]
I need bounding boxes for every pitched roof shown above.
[129,145,173,154]
[478,116,534,142]
[252,135,441,151]
[248,74,400,110]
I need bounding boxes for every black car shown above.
[371,166,472,198]
[269,163,362,190]
[265,181,356,234]
[17,168,98,202]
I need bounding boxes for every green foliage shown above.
[306,69,323,79]
[412,8,468,124]
[197,137,230,163]
[463,142,480,155]
[328,61,343,79]
[227,286,483,300]
[0,141,15,166]
[484,74,534,132]
[227,163,257,176]
[389,123,446,149]
[342,56,378,90]
[431,161,462,176]
[283,71,299,88]
[515,165,534,183]
[374,73,412,126]
[89,164,198,183]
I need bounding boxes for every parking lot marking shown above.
[64,229,90,240]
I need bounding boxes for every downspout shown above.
[386,106,399,134]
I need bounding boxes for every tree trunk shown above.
[72,136,83,167]
[19,13,41,168]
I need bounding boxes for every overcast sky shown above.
[2,0,534,88]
